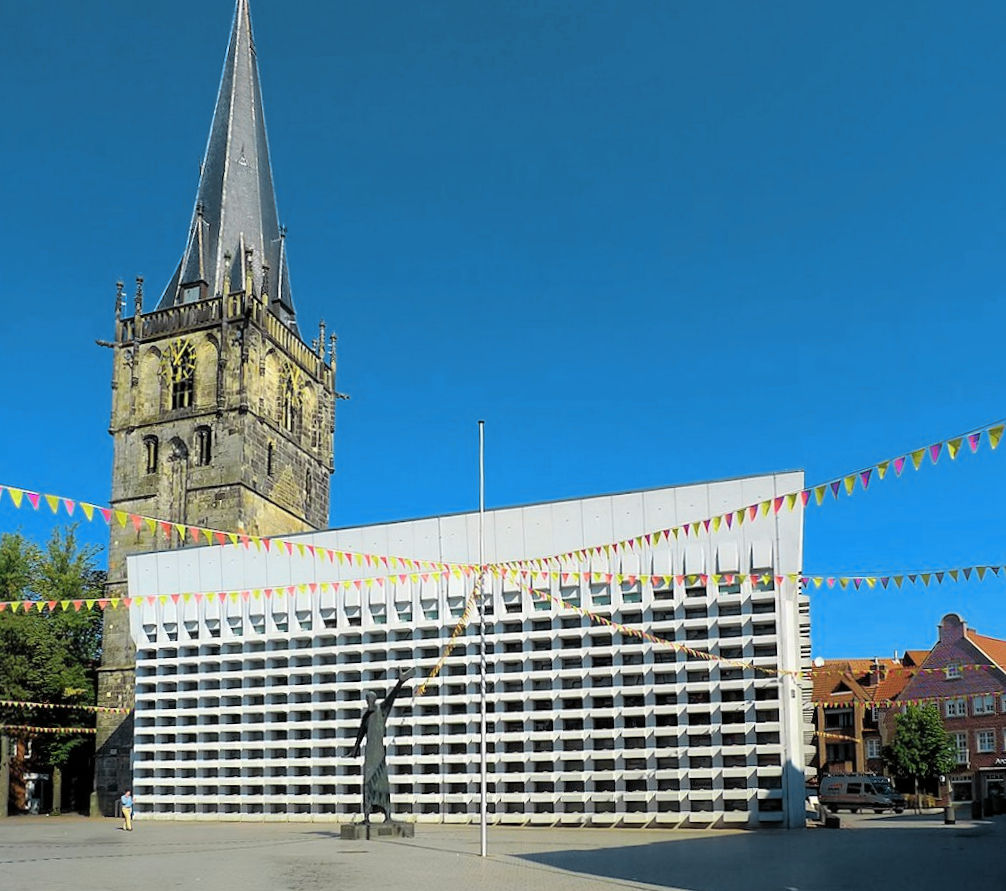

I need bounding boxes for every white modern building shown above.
[127,471,812,828]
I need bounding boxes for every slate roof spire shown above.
[158,0,297,330]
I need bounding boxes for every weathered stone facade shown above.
[92,0,336,814]
[93,288,335,814]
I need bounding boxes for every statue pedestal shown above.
[340,821,415,840]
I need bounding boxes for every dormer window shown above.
[178,281,206,304]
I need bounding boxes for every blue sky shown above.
[2,0,1006,657]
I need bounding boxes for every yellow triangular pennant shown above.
[910,449,925,470]
[989,425,1004,450]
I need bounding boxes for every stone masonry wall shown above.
[95,299,334,813]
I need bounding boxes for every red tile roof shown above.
[965,629,1006,671]
[811,658,917,702]
[903,650,930,667]
[874,665,916,701]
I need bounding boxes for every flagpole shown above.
[478,420,488,857]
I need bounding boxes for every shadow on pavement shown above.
[516,818,1004,891]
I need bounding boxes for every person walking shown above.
[120,789,134,831]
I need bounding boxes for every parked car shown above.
[819,774,905,814]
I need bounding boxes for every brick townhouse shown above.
[895,613,1006,812]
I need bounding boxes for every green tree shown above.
[0,528,104,814]
[883,703,956,812]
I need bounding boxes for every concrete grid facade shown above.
[126,472,811,828]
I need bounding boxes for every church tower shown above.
[93,0,336,814]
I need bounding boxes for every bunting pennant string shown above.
[816,731,862,743]
[0,479,475,575]
[416,585,482,697]
[812,664,994,686]
[0,699,129,715]
[492,416,1006,571]
[800,562,1005,591]
[815,687,999,709]
[0,554,1000,616]
[492,567,789,590]
[0,598,120,614]
[898,663,992,676]
[519,583,799,678]
[0,725,96,735]
[0,569,480,614]
[1,418,1002,577]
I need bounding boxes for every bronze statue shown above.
[350,667,414,823]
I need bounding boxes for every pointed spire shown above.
[158,0,297,331]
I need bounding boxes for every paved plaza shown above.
[0,812,1001,891]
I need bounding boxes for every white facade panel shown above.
[127,472,810,828]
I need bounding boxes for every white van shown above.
[818,774,905,814]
